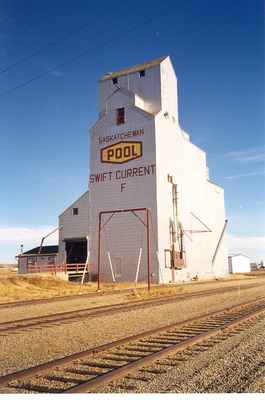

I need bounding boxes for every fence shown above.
[27,263,86,274]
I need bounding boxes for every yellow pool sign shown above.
[101,141,142,164]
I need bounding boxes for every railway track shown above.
[0,288,130,310]
[0,283,262,335]
[0,297,264,393]
[0,277,261,310]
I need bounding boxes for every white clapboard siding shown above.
[87,56,229,283]
[58,191,89,263]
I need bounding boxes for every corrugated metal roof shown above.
[21,245,58,255]
[228,253,250,259]
[100,56,168,81]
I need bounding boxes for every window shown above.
[28,256,36,265]
[164,249,171,268]
[73,207,78,216]
[48,256,55,265]
[116,107,125,125]
[139,69,145,77]
[112,77,118,85]
[167,174,173,183]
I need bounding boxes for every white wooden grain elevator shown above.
[88,56,228,284]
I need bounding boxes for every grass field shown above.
[0,267,146,302]
[0,265,261,303]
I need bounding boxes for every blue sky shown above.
[0,0,264,263]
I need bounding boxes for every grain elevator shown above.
[88,56,228,284]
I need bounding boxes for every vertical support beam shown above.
[212,219,228,267]
[80,237,90,288]
[97,212,102,291]
[146,208,151,291]
[135,248,143,284]
[107,252,116,282]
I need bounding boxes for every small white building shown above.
[17,245,58,274]
[228,254,251,274]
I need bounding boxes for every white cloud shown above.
[0,225,59,262]
[225,170,265,180]
[0,225,58,247]
[227,234,265,262]
[220,147,265,179]
[224,147,265,163]
[47,67,63,78]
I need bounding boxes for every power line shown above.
[0,14,116,75]
[0,6,171,98]
[0,21,92,74]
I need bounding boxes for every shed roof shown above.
[21,245,58,256]
[228,253,250,259]
[100,56,167,81]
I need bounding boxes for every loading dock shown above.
[65,238,87,264]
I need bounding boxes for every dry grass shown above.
[127,285,185,300]
[0,269,145,303]
[99,282,147,290]
[126,274,265,301]
[245,271,265,276]
[0,268,94,302]
[0,266,262,303]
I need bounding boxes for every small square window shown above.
[167,174,173,183]
[116,107,125,125]
[112,77,118,84]
[73,208,78,216]
[139,70,145,77]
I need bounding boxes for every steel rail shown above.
[0,284,156,310]
[0,292,102,310]
[0,297,264,393]
[0,289,131,310]
[64,299,265,393]
[0,277,261,310]
[0,283,263,335]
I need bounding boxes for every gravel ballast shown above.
[1,278,265,383]
[102,316,265,393]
